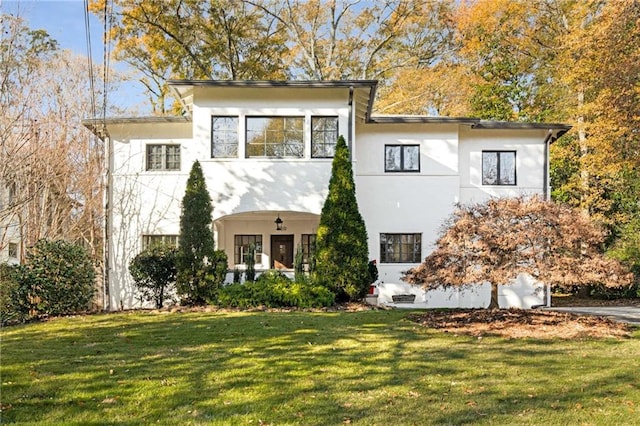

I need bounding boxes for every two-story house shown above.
[84,80,569,310]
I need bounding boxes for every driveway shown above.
[546,307,640,325]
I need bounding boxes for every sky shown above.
[2,0,149,114]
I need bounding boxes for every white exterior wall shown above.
[105,84,554,310]
[107,87,352,309]
[355,123,549,309]
[458,126,548,204]
[354,122,460,284]
[108,122,192,309]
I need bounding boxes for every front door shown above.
[271,235,294,269]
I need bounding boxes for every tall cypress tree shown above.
[177,160,226,304]
[315,135,369,302]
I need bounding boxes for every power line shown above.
[102,0,112,121]
[83,0,97,121]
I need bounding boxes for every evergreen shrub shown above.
[217,270,335,308]
[17,239,95,316]
[129,244,178,308]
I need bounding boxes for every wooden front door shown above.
[271,235,294,269]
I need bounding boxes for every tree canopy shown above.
[403,197,633,308]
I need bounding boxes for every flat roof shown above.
[84,80,571,140]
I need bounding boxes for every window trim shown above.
[145,144,181,171]
[311,116,339,159]
[234,234,263,265]
[245,116,304,158]
[482,150,517,186]
[8,242,18,259]
[211,116,239,158]
[379,233,422,264]
[384,144,421,173]
[301,233,317,264]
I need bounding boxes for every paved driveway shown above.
[546,307,640,325]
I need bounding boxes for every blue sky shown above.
[3,0,148,114]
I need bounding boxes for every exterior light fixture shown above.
[275,215,283,231]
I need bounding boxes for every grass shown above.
[1,309,639,425]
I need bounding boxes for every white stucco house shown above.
[84,80,570,311]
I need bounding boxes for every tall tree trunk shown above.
[489,282,499,309]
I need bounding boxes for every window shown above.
[8,242,18,259]
[301,234,316,264]
[311,116,338,158]
[142,235,178,250]
[211,116,238,158]
[234,234,263,264]
[246,117,304,158]
[482,151,516,185]
[146,145,180,171]
[380,233,421,263]
[385,145,420,172]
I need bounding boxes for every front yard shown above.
[1,309,639,425]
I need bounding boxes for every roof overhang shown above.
[82,116,191,139]
[167,79,378,121]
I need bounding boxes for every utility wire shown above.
[102,0,112,121]
[83,0,97,121]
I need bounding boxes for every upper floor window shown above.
[146,144,180,171]
[385,145,420,172]
[142,234,178,250]
[211,116,238,158]
[311,116,338,158]
[482,151,516,185]
[246,117,304,158]
[234,234,263,264]
[380,233,421,263]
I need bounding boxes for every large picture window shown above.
[311,116,338,158]
[211,116,238,158]
[146,144,180,171]
[380,233,421,263]
[385,145,420,172]
[234,234,263,264]
[246,117,304,158]
[482,151,516,185]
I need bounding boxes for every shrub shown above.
[129,244,178,308]
[18,239,96,316]
[217,270,335,309]
[315,136,370,302]
[0,263,24,325]
[177,161,227,304]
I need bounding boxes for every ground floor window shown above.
[142,235,178,250]
[8,242,18,258]
[301,234,316,264]
[380,233,421,263]
[234,234,263,264]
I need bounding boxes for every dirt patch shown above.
[407,309,633,339]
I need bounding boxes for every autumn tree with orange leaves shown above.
[403,197,632,309]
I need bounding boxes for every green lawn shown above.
[1,310,639,425]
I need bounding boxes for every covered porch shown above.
[214,211,319,274]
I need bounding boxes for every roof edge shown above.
[167,79,379,89]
